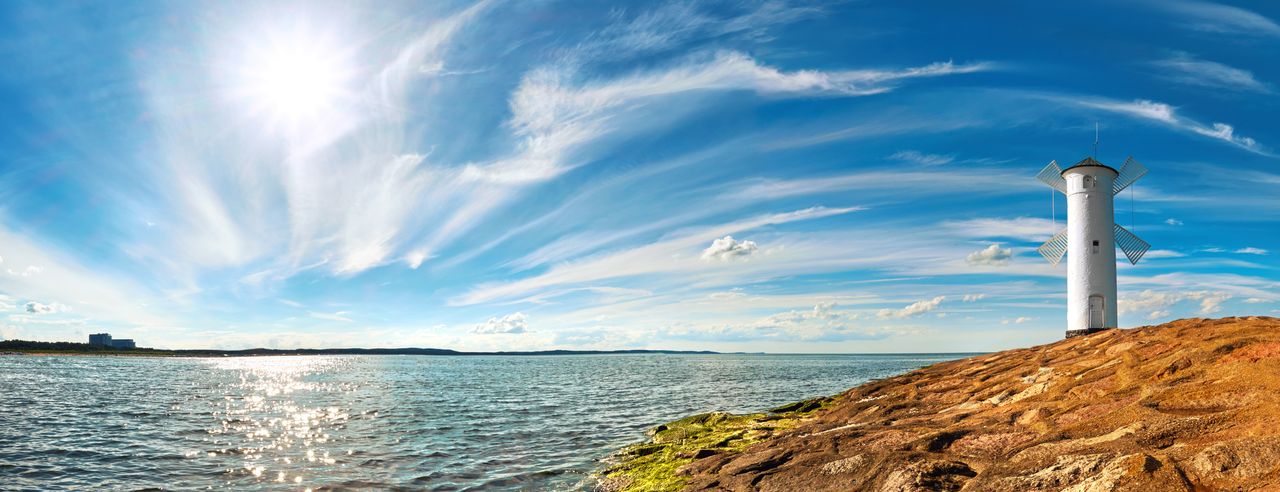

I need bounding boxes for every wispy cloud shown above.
[1079,98,1266,154]
[889,150,955,165]
[1236,247,1269,255]
[578,1,822,60]
[308,311,353,322]
[450,206,861,305]
[735,168,1034,201]
[493,53,990,183]
[1150,52,1269,93]
[1160,0,1280,37]
[944,217,1056,242]
[1144,250,1186,259]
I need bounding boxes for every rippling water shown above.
[0,353,968,490]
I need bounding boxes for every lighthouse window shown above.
[1083,176,1092,188]
[1092,240,1100,254]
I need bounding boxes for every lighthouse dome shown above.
[1060,156,1118,175]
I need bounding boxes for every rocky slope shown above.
[603,317,1280,491]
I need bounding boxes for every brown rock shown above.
[879,459,975,491]
[664,317,1280,491]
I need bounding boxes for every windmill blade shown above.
[1037,228,1068,266]
[1114,224,1150,265]
[1036,160,1067,194]
[1112,156,1147,195]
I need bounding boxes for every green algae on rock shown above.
[598,396,833,492]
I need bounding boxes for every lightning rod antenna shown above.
[1093,122,1099,158]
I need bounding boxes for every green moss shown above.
[600,396,835,491]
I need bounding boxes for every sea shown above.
[0,353,970,491]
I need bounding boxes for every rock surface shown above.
[606,317,1280,491]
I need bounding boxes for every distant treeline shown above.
[0,340,173,355]
[0,339,720,357]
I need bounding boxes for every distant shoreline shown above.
[0,340,726,357]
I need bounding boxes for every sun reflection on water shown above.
[187,356,356,489]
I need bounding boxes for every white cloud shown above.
[1165,218,1183,226]
[405,249,431,269]
[1119,289,1233,315]
[1080,98,1264,154]
[1243,298,1271,304]
[962,293,986,302]
[474,312,528,334]
[701,236,759,261]
[1193,122,1258,148]
[7,266,43,277]
[878,296,944,319]
[308,311,353,322]
[1091,99,1176,123]
[1151,53,1269,93]
[966,244,1013,266]
[889,150,954,165]
[1200,293,1231,314]
[1235,247,1268,255]
[755,302,842,327]
[24,301,67,314]
[1001,316,1033,325]
[1147,310,1171,320]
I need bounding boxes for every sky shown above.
[0,0,1277,352]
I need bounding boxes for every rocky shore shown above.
[602,316,1280,491]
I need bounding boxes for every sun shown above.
[227,22,353,128]
[253,48,344,118]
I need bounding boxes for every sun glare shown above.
[256,50,342,117]
[229,23,353,128]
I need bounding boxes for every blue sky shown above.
[0,0,1277,352]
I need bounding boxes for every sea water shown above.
[0,353,968,490]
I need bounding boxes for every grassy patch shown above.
[600,396,833,491]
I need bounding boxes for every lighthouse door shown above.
[1088,295,1105,329]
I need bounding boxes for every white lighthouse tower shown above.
[1036,156,1150,337]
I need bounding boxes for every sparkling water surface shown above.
[0,353,968,491]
